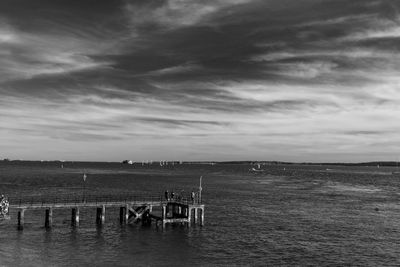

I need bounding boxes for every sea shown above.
[0,161,399,266]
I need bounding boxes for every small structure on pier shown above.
[162,201,204,227]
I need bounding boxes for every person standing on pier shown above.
[165,190,169,201]
[177,190,184,202]
[191,190,195,204]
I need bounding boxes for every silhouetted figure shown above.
[170,191,175,201]
[177,190,184,202]
[191,191,195,204]
[165,190,169,201]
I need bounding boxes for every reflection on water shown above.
[0,162,400,265]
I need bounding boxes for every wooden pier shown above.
[8,194,205,230]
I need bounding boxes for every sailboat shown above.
[249,162,265,172]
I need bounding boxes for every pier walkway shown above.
[6,194,204,230]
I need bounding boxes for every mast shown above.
[83,170,87,203]
[199,176,202,204]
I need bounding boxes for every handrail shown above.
[7,193,199,207]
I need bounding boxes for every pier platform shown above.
[7,194,204,230]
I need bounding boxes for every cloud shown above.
[146,63,202,76]
[0,29,17,44]
[1,0,400,161]
[124,0,253,29]
[296,14,377,28]
[0,24,115,82]
[340,17,400,41]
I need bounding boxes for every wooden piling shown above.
[125,204,129,223]
[17,209,25,230]
[45,208,52,229]
[119,206,126,224]
[194,208,198,224]
[187,208,192,226]
[142,210,151,226]
[71,208,79,226]
[162,205,167,228]
[101,205,106,223]
[178,206,182,216]
[96,207,101,224]
[96,205,105,225]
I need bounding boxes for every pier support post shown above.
[142,209,151,226]
[125,204,129,222]
[45,208,53,229]
[200,208,204,226]
[96,207,101,225]
[120,206,127,224]
[102,205,106,224]
[96,205,105,225]
[194,208,198,224]
[162,204,166,228]
[17,209,25,230]
[71,208,79,227]
[187,208,192,226]
[178,206,182,217]
[166,204,169,217]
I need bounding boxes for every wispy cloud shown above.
[0,22,115,81]
[124,0,254,29]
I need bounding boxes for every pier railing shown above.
[7,193,200,208]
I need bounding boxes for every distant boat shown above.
[250,162,265,172]
[250,167,264,172]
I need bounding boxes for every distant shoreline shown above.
[1,159,399,167]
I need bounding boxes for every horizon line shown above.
[2,159,399,165]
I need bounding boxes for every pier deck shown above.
[10,200,164,209]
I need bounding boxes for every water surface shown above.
[0,162,399,266]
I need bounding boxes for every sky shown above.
[1,0,400,162]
